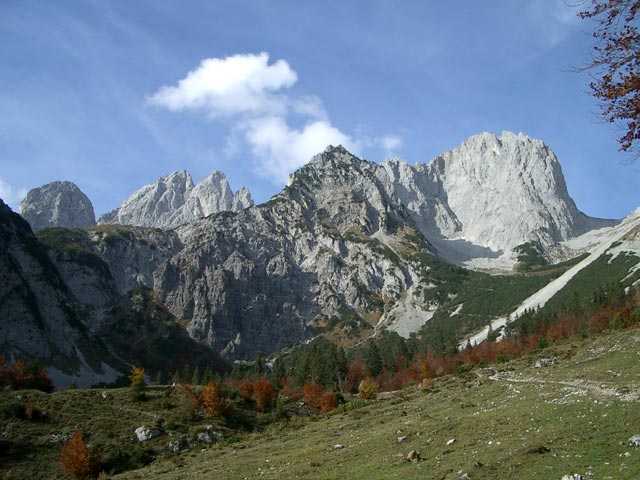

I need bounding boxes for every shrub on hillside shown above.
[60,429,100,479]
[319,390,338,413]
[129,365,146,402]
[358,378,379,400]
[199,380,230,417]
[0,401,26,420]
[175,383,200,422]
[253,378,276,412]
[237,379,254,402]
[302,382,323,408]
[610,312,628,330]
[0,355,53,393]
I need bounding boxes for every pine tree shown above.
[202,366,213,384]
[336,347,349,391]
[191,366,201,386]
[252,355,265,376]
[364,340,382,377]
[271,356,286,385]
[181,365,191,383]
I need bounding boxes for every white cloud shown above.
[150,52,398,184]
[290,95,328,121]
[0,177,27,210]
[526,0,581,47]
[381,134,403,154]
[149,52,297,117]
[246,117,354,184]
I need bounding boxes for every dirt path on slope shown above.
[476,369,640,402]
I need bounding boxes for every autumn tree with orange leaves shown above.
[60,429,99,479]
[199,380,230,417]
[253,378,276,412]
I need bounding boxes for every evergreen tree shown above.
[293,351,310,387]
[486,324,497,342]
[336,346,348,379]
[191,366,201,386]
[364,340,382,377]
[230,363,244,380]
[251,355,265,376]
[271,356,286,386]
[202,366,213,384]
[181,365,191,383]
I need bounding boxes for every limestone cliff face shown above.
[98,170,253,228]
[376,132,617,266]
[426,132,614,252]
[19,181,96,232]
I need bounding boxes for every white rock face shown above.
[19,181,96,232]
[433,132,589,250]
[378,131,617,267]
[98,170,253,228]
[232,186,253,211]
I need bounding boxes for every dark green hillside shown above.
[408,247,587,353]
[539,250,640,316]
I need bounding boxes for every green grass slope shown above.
[118,329,639,480]
[4,326,638,479]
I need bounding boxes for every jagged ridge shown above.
[97,170,253,228]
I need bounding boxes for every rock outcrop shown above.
[19,181,96,232]
[98,170,253,228]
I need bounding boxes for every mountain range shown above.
[3,131,638,386]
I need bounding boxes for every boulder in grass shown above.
[135,426,162,442]
[535,358,555,368]
[168,437,190,453]
[406,450,421,463]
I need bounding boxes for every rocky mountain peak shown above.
[19,181,96,232]
[287,145,367,190]
[98,169,254,228]
[423,131,615,262]
[232,186,253,211]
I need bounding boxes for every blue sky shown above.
[0,0,638,220]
